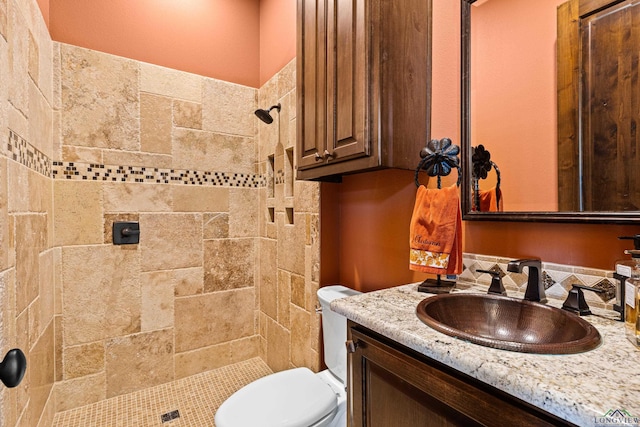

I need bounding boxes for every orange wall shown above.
[36,0,49,27]
[259,0,297,86]
[44,0,295,87]
[464,221,639,268]
[334,174,640,292]
[47,0,262,87]
[333,170,432,293]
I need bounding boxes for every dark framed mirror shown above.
[461,0,640,223]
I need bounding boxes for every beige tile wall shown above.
[1,0,57,426]
[52,43,266,412]
[51,48,322,413]
[2,1,322,425]
[257,62,322,373]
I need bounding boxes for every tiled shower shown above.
[0,0,321,425]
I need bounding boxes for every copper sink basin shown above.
[416,293,601,354]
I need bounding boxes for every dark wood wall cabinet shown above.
[347,322,576,427]
[296,0,432,181]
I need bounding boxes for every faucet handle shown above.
[477,269,507,296]
[506,258,546,303]
[562,284,604,316]
[506,258,541,272]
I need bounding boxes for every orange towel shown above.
[478,187,503,212]
[409,185,462,275]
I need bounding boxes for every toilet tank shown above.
[317,285,361,385]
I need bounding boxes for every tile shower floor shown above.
[52,358,272,427]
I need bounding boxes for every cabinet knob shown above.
[314,150,336,162]
[346,340,359,353]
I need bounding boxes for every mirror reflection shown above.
[471,145,503,212]
[471,0,560,212]
[463,0,640,220]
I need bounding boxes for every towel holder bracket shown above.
[415,137,461,189]
[414,138,462,293]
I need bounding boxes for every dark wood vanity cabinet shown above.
[296,0,432,181]
[347,322,574,427]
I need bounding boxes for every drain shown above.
[160,409,180,423]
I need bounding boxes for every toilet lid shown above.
[215,367,338,427]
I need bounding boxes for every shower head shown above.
[254,103,281,124]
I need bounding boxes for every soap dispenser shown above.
[617,235,640,275]
[624,249,640,347]
[614,235,640,321]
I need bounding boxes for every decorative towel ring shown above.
[471,145,501,209]
[413,137,462,294]
[414,138,461,189]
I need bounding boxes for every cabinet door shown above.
[296,0,432,180]
[326,0,368,162]
[297,0,328,170]
[349,327,482,427]
[297,0,370,176]
[348,324,573,427]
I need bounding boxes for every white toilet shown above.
[214,285,361,427]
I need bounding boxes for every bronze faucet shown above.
[507,258,547,303]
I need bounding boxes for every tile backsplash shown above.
[459,253,618,310]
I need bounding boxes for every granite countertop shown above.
[330,283,640,427]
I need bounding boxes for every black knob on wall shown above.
[0,349,26,388]
[113,222,140,245]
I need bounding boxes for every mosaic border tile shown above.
[6,130,265,188]
[52,162,263,188]
[8,130,52,177]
